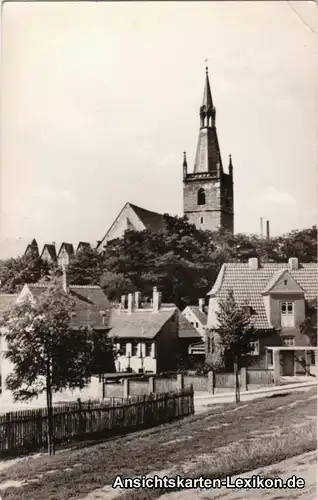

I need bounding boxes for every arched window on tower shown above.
[197,188,206,206]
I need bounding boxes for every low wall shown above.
[102,368,275,398]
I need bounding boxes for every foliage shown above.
[65,246,103,286]
[301,299,317,346]
[205,333,225,372]
[0,255,51,293]
[3,280,116,453]
[214,289,256,402]
[100,271,136,301]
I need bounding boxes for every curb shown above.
[194,380,317,401]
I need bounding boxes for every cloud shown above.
[248,187,297,207]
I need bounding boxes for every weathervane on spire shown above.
[204,57,209,72]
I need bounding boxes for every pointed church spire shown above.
[194,67,221,174]
[200,66,215,128]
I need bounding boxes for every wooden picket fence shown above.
[0,387,194,458]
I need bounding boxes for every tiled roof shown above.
[40,244,57,261]
[187,306,208,326]
[178,311,202,339]
[25,285,109,328]
[129,203,165,232]
[76,242,91,252]
[208,262,317,329]
[0,294,18,319]
[108,308,176,339]
[58,243,74,257]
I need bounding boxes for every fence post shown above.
[207,371,215,394]
[177,373,184,391]
[241,367,248,391]
[123,378,130,398]
[148,376,155,394]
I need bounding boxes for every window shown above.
[195,322,199,328]
[131,340,138,356]
[282,336,295,346]
[197,188,206,206]
[145,341,152,357]
[250,340,259,356]
[280,301,295,327]
[118,341,127,356]
[200,216,204,224]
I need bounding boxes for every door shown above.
[282,351,294,376]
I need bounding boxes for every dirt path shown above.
[158,451,317,500]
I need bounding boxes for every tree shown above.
[0,254,51,293]
[65,247,103,286]
[301,299,317,346]
[215,289,256,403]
[100,271,136,301]
[2,280,115,455]
[205,333,225,372]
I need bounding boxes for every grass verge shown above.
[0,387,316,500]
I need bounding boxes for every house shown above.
[182,298,207,339]
[96,202,166,252]
[40,243,57,264]
[57,243,74,268]
[109,287,200,374]
[0,279,112,394]
[182,299,207,357]
[76,242,91,253]
[24,239,39,258]
[206,257,318,378]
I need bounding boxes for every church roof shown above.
[97,202,165,250]
[129,203,165,232]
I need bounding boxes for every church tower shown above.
[183,67,234,233]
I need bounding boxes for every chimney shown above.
[120,295,126,310]
[153,286,161,312]
[127,293,134,314]
[260,217,264,238]
[288,257,299,271]
[266,220,270,240]
[248,257,259,270]
[62,265,69,293]
[135,291,141,309]
[198,298,205,313]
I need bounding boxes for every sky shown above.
[0,1,318,259]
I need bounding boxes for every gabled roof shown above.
[208,262,317,329]
[129,203,165,232]
[262,269,304,295]
[178,311,202,339]
[21,284,110,329]
[185,306,207,326]
[57,243,74,257]
[97,202,165,250]
[24,239,39,257]
[76,242,91,253]
[108,307,176,339]
[40,244,57,261]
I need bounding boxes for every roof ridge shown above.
[70,285,101,289]
[0,293,18,296]
[208,263,226,297]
